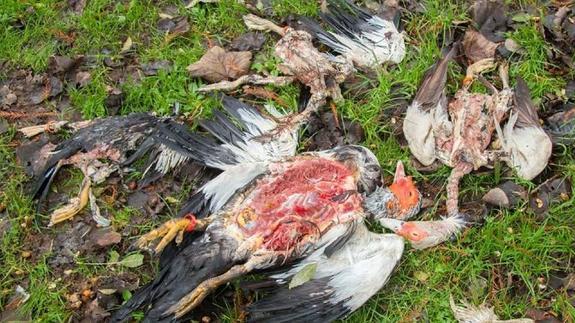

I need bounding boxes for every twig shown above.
[0,110,57,120]
[243,86,290,109]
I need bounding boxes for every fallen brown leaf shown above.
[463,29,499,63]
[158,16,190,42]
[187,46,252,83]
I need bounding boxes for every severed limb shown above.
[167,254,275,318]
[19,120,93,138]
[19,121,69,138]
[198,74,294,93]
[136,213,213,253]
[48,177,91,226]
[243,13,285,35]
[463,58,496,86]
[445,163,473,217]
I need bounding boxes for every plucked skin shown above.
[405,48,515,216]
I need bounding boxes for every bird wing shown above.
[413,46,457,112]
[512,77,541,129]
[247,222,405,323]
[135,95,298,172]
[32,96,296,205]
[297,0,404,67]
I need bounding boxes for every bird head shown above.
[363,161,421,221]
[379,215,467,250]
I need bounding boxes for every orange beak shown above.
[393,160,406,184]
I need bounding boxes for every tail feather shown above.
[111,237,237,322]
[296,16,345,51]
[321,0,374,37]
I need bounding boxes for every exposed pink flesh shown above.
[237,158,362,251]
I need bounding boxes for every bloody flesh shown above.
[237,158,362,251]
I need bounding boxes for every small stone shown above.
[21,251,31,258]
[75,71,91,88]
[504,38,523,53]
[201,316,211,323]
[91,228,122,247]
[5,93,17,105]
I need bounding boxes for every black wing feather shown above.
[414,46,457,112]
[247,278,350,323]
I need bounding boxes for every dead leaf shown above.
[463,29,499,63]
[229,32,267,52]
[68,0,87,13]
[304,111,365,151]
[49,56,76,74]
[75,71,91,87]
[158,16,190,41]
[141,60,172,76]
[504,38,523,53]
[187,46,252,83]
[289,263,317,289]
[546,104,575,144]
[529,177,572,215]
[414,271,429,282]
[471,0,509,42]
[121,36,133,53]
[118,253,144,268]
[90,228,122,248]
[0,86,17,106]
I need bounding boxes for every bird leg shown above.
[48,176,91,227]
[445,164,473,217]
[197,74,295,93]
[243,14,286,36]
[167,254,274,318]
[136,213,213,253]
[254,92,326,142]
[463,58,496,86]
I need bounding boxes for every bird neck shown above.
[363,186,399,219]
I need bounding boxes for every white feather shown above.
[273,222,405,311]
[404,103,436,166]
[201,162,268,212]
[319,16,405,68]
[502,113,552,180]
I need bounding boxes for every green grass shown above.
[1,0,574,322]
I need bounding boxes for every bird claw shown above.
[48,177,91,227]
[136,214,197,254]
[169,284,211,318]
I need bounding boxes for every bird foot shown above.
[48,177,91,227]
[136,214,208,254]
[169,283,212,318]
